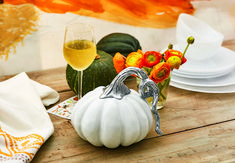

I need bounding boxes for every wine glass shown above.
[63,23,96,99]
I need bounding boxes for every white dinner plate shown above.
[171,67,235,87]
[170,81,235,93]
[173,46,235,76]
[172,70,229,79]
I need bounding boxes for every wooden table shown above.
[1,40,235,162]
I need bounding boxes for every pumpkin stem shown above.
[99,67,163,136]
[100,67,148,100]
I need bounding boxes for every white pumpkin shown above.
[71,67,162,148]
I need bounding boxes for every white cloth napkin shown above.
[0,72,59,162]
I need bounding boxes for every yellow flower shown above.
[166,56,182,69]
[125,49,144,68]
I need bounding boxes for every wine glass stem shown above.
[78,70,83,99]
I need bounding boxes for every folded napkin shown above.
[0,72,59,162]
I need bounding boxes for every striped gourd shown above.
[97,33,142,57]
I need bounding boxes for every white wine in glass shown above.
[63,23,96,99]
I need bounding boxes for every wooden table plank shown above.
[1,43,235,162]
[154,87,235,137]
[30,87,235,162]
[32,120,235,162]
[0,67,70,92]
[223,39,235,51]
[1,67,235,134]
[47,85,235,138]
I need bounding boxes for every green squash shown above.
[97,33,142,57]
[66,50,117,96]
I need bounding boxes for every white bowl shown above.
[176,13,224,61]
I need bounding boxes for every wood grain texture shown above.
[1,43,235,162]
[223,39,235,51]
[0,67,70,92]
[32,120,235,162]
[21,66,233,162]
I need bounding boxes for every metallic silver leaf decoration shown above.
[100,67,162,135]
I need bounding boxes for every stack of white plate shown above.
[170,47,235,93]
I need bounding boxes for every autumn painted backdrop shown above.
[4,0,194,28]
[1,0,235,76]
